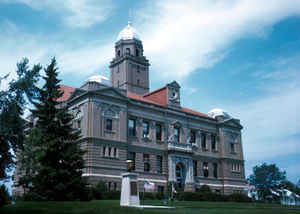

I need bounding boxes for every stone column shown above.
[120,173,140,207]
[168,156,176,182]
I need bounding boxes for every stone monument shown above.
[120,160,140,206]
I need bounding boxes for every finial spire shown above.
[127,21,131,27]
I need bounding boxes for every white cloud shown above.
[3,0,115,28]
[0,20,114,82]
[229,82,300,161]
[134,0,300,79]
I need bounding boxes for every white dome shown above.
[208,108,231,119]
[87,75,111,86]
[117,21,141,41]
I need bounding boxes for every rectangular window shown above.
[103,146,106,156]
[230,143,235,153]
[106,118,112,131]
[77,119,81,129]
[203,162,209,177]
[108,147,112,157]
[190,130,196,144]
[174,127,180,143]
[143,121,149,138]
[158,186,164,193]
[114,182,117,191]
[201,133,206,149]
[156,123,162,141]
[128,152,136,171]
[114,148,117,158]
[144,154,150,172]
[157,155,163,174]
[213,163,218,178]
[128,119,136,137]
[211,135,216,150]
[193,160,198,176]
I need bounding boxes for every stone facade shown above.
[12,23,247,196]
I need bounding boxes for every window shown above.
[157,155,163,173]
[203,162,209,177]
[128,119,136,136]
[108,147,112,157]
[126,48,130,55]
[137,65,140,73]
[103,146,106,156]
[137,79,140,86]
[230,143,235,153]
[117,50,121,57]
[108,182,111,191]
[174,127,180,143]
[158,186,164,193]
[144,162,150,172]
[114,182,117,191]
[232,163,240,172]
[143,121,149,138]
[190,130,196,144]
[117,65,120,73]
[193,160,198,176]
[117,80,120,87]
[213,163,218,178]
[211,135,216,150]
[106,118,112,131]
[201,133,206,149]
[156,123,162,141]
[128,152,136,170]
[114,148,117,157]
[77,119,81,129]
[143,153,150,172]
[136,48,139,57]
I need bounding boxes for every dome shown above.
[87,75,111,86]
[117,21,141,41]
[208,108,231,119]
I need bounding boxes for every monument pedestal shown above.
[120,172,140,207]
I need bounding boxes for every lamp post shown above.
[126,159,133,172]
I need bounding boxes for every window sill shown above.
[104,130,115,134]
[102,156,119,160]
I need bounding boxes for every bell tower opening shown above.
[110,22,150,95]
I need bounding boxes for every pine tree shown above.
[29,58,88,201]
[0,58,40,181]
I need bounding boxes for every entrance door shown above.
[176,163,185,189]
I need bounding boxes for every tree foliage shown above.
[248,163,286,200]
[0,58,40,181]
[22,58,88,201]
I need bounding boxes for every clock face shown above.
[169,88,179,101]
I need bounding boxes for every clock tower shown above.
[110,22,150,95]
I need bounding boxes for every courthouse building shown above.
[14,23,247,195]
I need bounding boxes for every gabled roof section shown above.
[167,80,180,89]
[57,85,75,102]
[142,86,167,106]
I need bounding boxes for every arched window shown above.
[126,48,130,55]
[117,50,121,57]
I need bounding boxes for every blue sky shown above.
[1,0,300,187]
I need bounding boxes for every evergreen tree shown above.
[29,58,88,201]
[0,58,40,181]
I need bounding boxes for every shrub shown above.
[228,193,252,202]
[104,191,120,200]
[196,185,212,193]
[90,181,107,200]
[0,184,11,206]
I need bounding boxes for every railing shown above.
[167,142,193,153]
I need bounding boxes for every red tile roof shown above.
[57,85,75,102]
[58,84,212,119]
[142,86,167,106]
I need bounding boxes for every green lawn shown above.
[0,200,300,214]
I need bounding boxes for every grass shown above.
[0,200,300,214]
